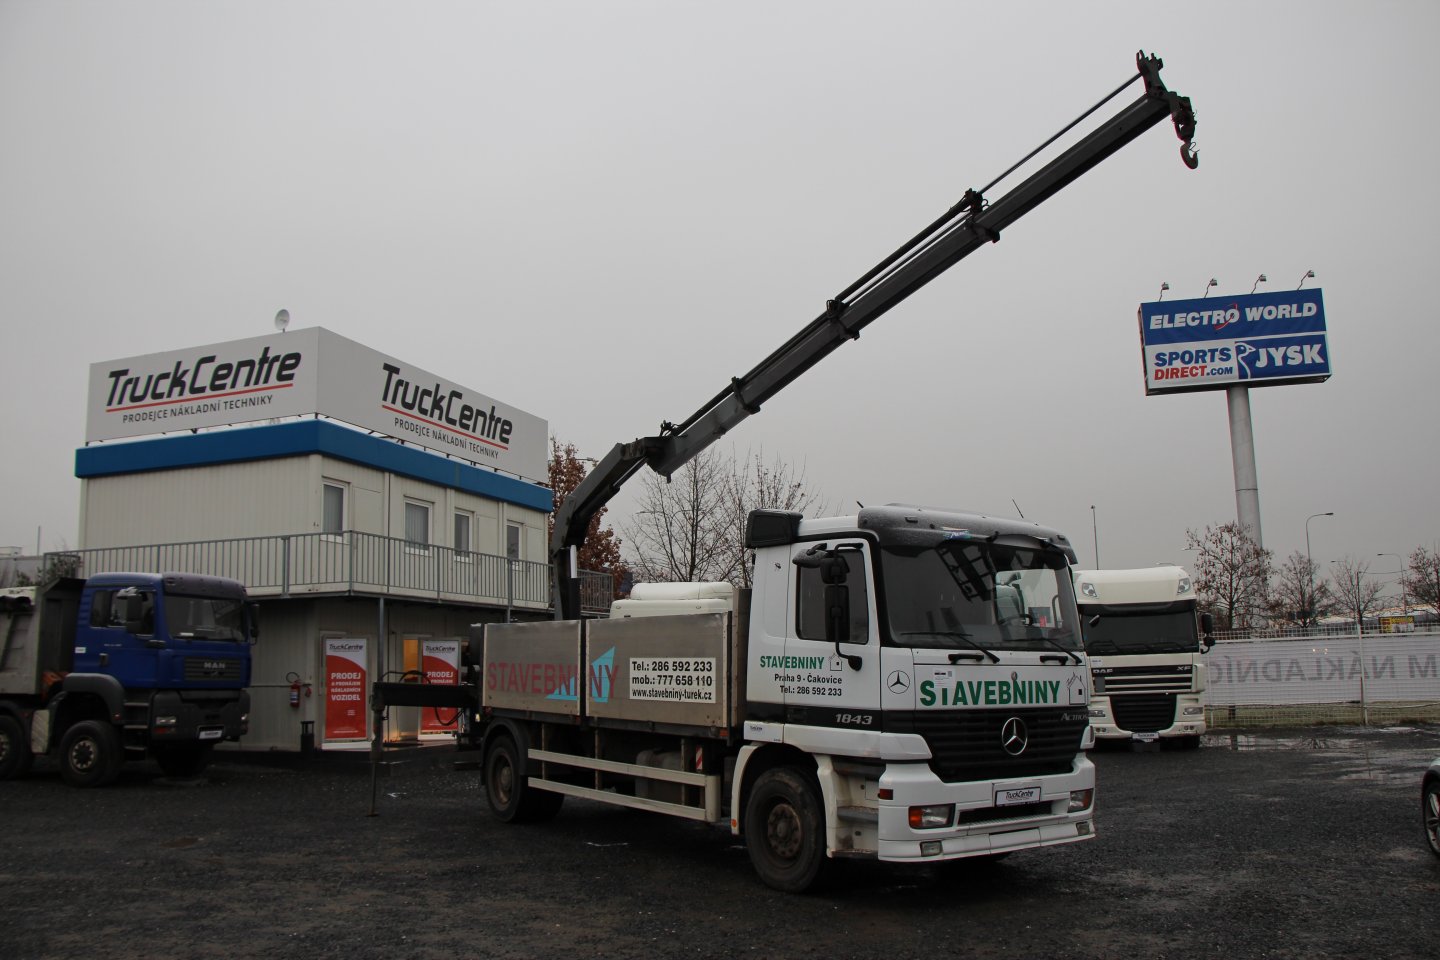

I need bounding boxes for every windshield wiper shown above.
[899,631,1001,664]
[1030,633,1083,664]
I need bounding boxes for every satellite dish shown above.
[275,309,290,333]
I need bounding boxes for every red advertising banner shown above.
[324,638,368,741]
[420,638,461,737]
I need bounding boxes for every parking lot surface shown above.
[2,725,1437,960]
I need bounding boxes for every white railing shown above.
[45,532,614,615]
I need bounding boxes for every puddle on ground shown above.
[1202,728,1439,783]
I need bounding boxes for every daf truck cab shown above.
[1074,565,1212,748]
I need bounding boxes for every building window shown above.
[506,522,522,561]
[405,500,431,550]
[454,510,472,558]
[323,482,346,536]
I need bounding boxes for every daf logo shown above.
[887,670,911,694]
[1001,717,1029,756]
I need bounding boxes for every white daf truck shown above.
[1073,566,1213,748]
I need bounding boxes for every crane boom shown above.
[553,51,1197,618]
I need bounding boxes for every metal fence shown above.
[1205,625,1440,727]
[45,531,615,615]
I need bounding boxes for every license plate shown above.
[995,786,1041,806]
[198,728,224,740]
[1132,732,1159,742]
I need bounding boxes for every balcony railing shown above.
[46,531,615,615]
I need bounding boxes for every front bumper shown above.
[874,754,1095,862]
[148,689,250,743]
[1087,694,1205,741]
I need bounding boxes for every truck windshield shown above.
[1079,608,1198,655]
[164,593,247,642]
[880,540,1081,652]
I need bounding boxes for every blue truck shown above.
[0,572,256,786]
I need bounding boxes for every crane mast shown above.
[553,51,1198,618]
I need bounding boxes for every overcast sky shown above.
[2,1,1437,592]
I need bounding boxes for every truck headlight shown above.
[1182,706,1204,716]
[908,804,955,829]
[1088,708,1105,718]
[1068,789,1094,812]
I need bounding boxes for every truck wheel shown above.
[154,744,213,779]
[59,721,123,788]
[1424,777,1440,859]
[0,714,33,780]
[744,768,827,893]
[484,735,563,823]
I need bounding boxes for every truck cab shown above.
[1073,565,1211,747]
[738,505,1095,884]
[0,572,256,786]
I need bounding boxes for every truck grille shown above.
[1110,693,1177,733]
[1094,664,1192,694]
[887,708,1087,783]
[182,658,244,682]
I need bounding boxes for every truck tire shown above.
[1424,776,1440,859]
[59,720,124,788]
[484,734,563,823]
[744,767,828,893]
[154,743,213,779]
[0,714,33,780]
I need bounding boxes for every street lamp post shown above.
[1378,553,1408,617]
[1090,505,1099,568]
[1304,512,1333,625]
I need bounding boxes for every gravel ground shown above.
[2,725,1437,960]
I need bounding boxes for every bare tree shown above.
[1329,555,1384,627]
[622,447,828,589]
[1267,550,1335,627]
[1403,544,1440,611]
[1185,522,1272,631]
[623,449,740,585]
[724,449,829,588]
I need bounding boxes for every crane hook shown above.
[1181,141,1199,170]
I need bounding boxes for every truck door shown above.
[784,539,881,726]
[78,585,159,688]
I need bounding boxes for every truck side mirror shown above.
[247,601,261,643]
[121,595,151,634]
[1199,611,1214,651]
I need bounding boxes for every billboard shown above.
[1137,288,1331,396]
[86,327,548,482]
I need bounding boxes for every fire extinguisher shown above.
[286,671,309,709]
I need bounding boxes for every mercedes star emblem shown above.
[1001,716,1029,756]
[887,670,911,694]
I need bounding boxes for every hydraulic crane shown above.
[552,51,1198,618]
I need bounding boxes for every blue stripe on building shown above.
[75,420,553,513]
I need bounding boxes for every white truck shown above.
[473,506,1095,891]
[371,52,1199,890]
[1073,566,1213,748]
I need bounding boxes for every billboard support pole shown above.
[1226,384,1263,548]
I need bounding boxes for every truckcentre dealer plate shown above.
[996,786,1041,806]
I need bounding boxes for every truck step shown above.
[837,805,878,824]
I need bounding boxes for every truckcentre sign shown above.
[1137,288,1331,396]
[86,327,548,482]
